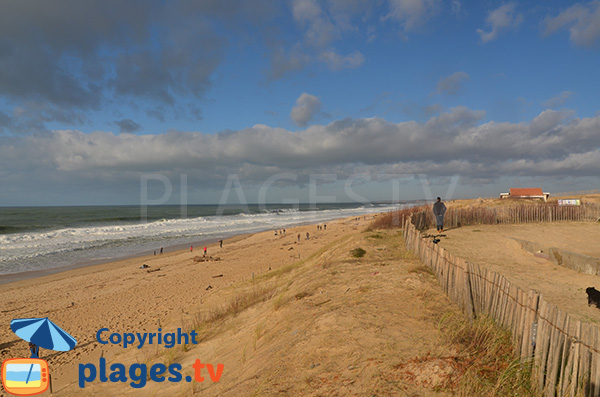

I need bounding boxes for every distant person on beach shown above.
[324,224,326,230]
[29,342,39,358]
[433,197,447,233]
[190,246,193,252]
[297,233,300,242]
[204,246,207,256]
[306,232,310,240]
[219,239,223,248]
[160,247,163,254]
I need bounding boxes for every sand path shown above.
[435,222,600,325]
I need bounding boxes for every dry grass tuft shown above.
[367,206,428,230]
[191,285,276,342]
[408,264,435,276]
[395,315,535,395]
[294,291,312,300]
[443,316,536,396]
[272,292,288,311]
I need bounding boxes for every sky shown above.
[1,0,599,206]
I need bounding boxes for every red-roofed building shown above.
[500,188,550,201]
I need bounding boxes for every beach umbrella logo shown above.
[10,318,77,352]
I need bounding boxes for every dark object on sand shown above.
[193,256,220,262]
[212,274,224,278]
[206,285,213,290]
[586,287,600,308]
[432,238,440,244]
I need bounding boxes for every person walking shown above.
[433,197,447,233]
[204,246,207,256]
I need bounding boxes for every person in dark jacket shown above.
[433,197,447,233]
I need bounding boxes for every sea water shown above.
[0,203,410,279]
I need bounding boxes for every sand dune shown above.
[0,214,469,396]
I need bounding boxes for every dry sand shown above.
[4,199,598,396]
[433,222,600,325]
[0,215,466,396]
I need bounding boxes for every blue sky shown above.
[1,0,599,205]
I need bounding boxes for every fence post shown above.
[459,257,476,321]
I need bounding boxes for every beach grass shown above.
[441,315,536,396]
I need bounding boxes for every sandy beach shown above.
[4,200,599,396]
[2,211,485,396]
[0,215,386,395]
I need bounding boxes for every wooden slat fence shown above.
[402,207,600,396]
[412,203,600,231]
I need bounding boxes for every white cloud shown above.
[543,1,600,47]
[273,0,368,78]
[385,0,442,32]
[291,0,337,48]
[436,71,469,95]
[477,3,523,43]
[424,104,443,116]
[543,91,574,108]
[320,50,365,71]
[292,0,321,22]
[4,107,600,197]
[451,0,462,16]
[291,93,322,126]
[268,45,310,81]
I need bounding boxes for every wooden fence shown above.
[403,210,600,396]
[411,203,600,231]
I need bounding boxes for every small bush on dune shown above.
[350,247,366,258]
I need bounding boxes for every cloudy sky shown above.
[1,0,599,206]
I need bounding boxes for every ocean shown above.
[0,203,409,280]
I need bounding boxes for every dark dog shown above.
[586,287,600,308]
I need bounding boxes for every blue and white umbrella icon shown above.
[10,317,77,351]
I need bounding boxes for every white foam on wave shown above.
[0,204,402,275]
